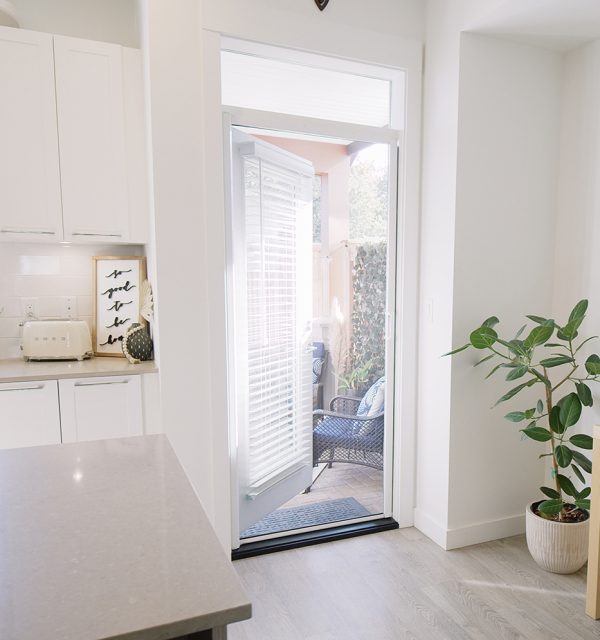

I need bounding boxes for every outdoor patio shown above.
[280,463,383,517]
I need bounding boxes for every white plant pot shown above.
[525,501,589,574]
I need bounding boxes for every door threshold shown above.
[232,517,398,560]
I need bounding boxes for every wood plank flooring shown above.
[229,528,600,640]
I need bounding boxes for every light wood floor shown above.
[280,463,384,515]
[229,528,599,640]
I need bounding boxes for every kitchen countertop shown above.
[0,435,251,640]
[0,357,158,383]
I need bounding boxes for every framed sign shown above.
[92,256,147,357]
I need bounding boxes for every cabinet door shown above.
[54,36,129,242]
[0,380,61,449]
[0,27,63,242]
[59,376,143,443]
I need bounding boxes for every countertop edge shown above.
[0,358,158,383]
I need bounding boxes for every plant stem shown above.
[543,366,562,518]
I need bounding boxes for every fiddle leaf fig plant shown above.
[445,299,597,522]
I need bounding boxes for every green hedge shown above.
[349,241,387,385]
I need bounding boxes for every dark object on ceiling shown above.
[315,0,329,11]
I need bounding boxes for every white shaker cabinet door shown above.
[0,27,63,242]
[0,381,62,449]
[59,376,143,443]
[54,36,129,242]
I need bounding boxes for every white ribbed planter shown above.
[525,501,589,574]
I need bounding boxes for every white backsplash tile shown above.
[0,243,144,348]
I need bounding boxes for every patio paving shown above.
[280,463,383,517]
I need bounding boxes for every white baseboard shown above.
[414,508,525,550]
[413,508,448,548]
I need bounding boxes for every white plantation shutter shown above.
[242,152,313,488]
[232,131,314,532]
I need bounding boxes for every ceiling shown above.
[469,0,600,52]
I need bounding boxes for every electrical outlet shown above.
[21,298,38,320]
[61,296,77,319]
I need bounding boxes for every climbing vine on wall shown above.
[349,241,387,386]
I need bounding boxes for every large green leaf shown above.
[585,354,600,375]
[506,365,529,381]
[579,487,592,499]
[568,299,588,324]
[521,426,552,442]
[538,499,564,515]
[523,322,554,349]
[558,393,582,429]
[470,327,497,350]
[526,315,549,325]
[474,354,494,367]
[559,317,584,341]
[540,486,560,500]
[494,380,536,406]
[505,411,526,422]
[557,474,577,497]
[539,355,574,368]
[570,434,593,450]
[481,316,500,328]
[572,450,593,474]
[575,499,591,511]
[443,343,470,357]
[549,406,564,434]
[575,382,593,407]
[555,445,573,468]
[572,464,585,483]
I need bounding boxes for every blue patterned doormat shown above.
[240,497,371,539]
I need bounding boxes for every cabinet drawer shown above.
[0,381,61,449]
[59,376,143,443]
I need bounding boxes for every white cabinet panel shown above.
[54,36,129,242]
[0,381,61,449]
[0,27,63,242]
[59,375,143,443]
[123,47,150,244]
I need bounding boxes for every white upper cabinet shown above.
[0,27,63,241]
[54,36,130,242]
[0,27,150,245]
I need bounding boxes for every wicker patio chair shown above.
[311,377,385,475]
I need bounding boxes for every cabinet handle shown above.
[74,379,129,387]
[71,232,122,238]
[0,384,45,392]
[1,228,55,235]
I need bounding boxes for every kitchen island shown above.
[0,435,251,640]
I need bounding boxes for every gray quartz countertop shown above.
[0,357,158,383]
[0,435,251,640]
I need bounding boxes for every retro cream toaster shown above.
[21,320,93,361]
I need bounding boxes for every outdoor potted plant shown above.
[338,360,372,397]
[446,300,596,573]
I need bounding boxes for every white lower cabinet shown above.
[0,381,61,449]
[59,375,143,443]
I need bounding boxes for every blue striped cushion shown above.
[357,377,385,416]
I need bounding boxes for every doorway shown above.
[226,119,399,548]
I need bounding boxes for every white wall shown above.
[10,0,139,46]
[416,0,564,549]
[447,34,562,547]
[553,39,600,443]
[139,0,217,529]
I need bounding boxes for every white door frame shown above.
[225,106,400,546]
[202,32,422,550]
